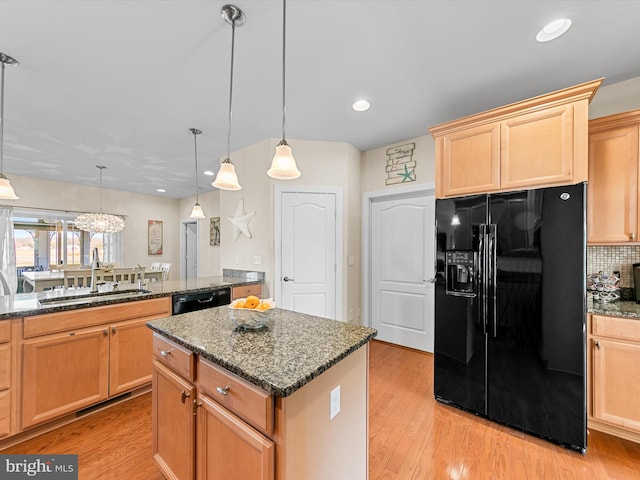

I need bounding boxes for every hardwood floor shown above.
[4,340,640,479]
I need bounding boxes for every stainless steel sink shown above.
[39,289,152,307]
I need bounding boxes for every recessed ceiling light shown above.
[156,188,166,193]
[352,99,371,112]
[203,170,215,176]
[536,18,572,42]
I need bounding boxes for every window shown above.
[12,209,124,270]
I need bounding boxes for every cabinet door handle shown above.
[595,340,600,350]
[160,350,172,356]
[283,276,295,282]
[629,233,636,241]
[103,329,108,337]
[216,385,230,396]
[180,390,191,404]
[111,326,117,335]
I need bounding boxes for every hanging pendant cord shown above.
[193,131,199,202]
[226,17,237,160]
[281,0,287,141]
[0,61,5,174]
[97,166,105,213]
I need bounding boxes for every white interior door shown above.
[280,192,336,319]
[370,192,434,352]
[184,221,197,279]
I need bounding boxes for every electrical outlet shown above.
[330,385,340,420]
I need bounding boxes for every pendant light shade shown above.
[268,139,300,179]
[212,4,244,191]
[268,0,301,180]
[0,53,19,200]
[75,166,125,233]
[189,128,206,218]
[190,203,205,219]
[213,159,241,191]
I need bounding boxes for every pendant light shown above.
[0,53,19,200]
[212,4,244,191]
[189,128,206,218]
[75,166,125,233]
[267,0,301,180]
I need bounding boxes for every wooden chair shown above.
[160,263,171,281]
[112,267,145,285]
[63,268,104,289]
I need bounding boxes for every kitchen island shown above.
[147,306,377,480]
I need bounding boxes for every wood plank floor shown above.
[4,340,640,479]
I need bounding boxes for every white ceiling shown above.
[1,0,640,199]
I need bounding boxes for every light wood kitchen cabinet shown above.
[588,314,640,443]
[152,359,196,480]
[0,320,14,439]
[22,326,110,428]
[197,393,274,480]
[232,283,263,300]
[430,78,602,198]
[21,297,171,429]
[587,109,640,243]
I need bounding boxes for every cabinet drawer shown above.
[24,297,172,338]
[152,334,195,382]
[592,315,640,342]
[197,358,273,435]
[232,284,263,300]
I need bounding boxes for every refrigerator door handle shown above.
[488,223,498,338]
[478,224,487,335]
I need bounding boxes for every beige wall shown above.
[178,189,221,278]
[7,173,181,279]
[361,134,436,194]
[216,137,361,322]
[590,76,640,119]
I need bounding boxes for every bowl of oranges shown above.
[228,295,275,330]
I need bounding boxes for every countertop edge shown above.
[147,323,376,397]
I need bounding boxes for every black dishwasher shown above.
[172,287,231,315]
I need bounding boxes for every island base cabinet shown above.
[197,393,274,480]
[22,327,109,429]
[152,360,195,480]
[592,338,640,432]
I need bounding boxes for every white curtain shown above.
[0,207,17,294]
[103,232,124,266]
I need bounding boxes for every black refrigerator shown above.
[434,182,587,453]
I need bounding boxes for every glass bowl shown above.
[228,298,275,330]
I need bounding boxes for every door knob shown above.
[425,278,436,284]
[283,276,295,282]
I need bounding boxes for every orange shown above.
[244,295,260,309]
[256,302,271,311]
[233,300,246,309]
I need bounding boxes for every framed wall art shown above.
[148,220,163,255]
[210,217,220,246]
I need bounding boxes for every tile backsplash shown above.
[587,245,640,288]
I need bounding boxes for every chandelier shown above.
[75,165,125,233]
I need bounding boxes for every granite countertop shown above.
[0,275,262,320]
[589,299,640,319]
[147,306,377,397]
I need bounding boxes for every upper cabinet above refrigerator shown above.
[429,78,603,199]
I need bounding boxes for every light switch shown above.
[348,255,355,266]
[253,256,262,265]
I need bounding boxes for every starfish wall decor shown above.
[228,199,256,242]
